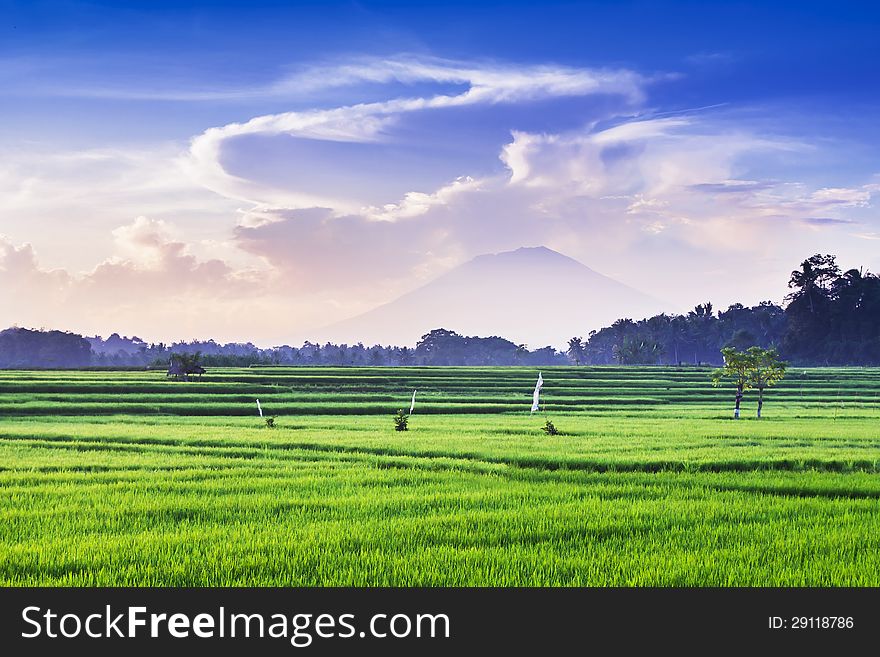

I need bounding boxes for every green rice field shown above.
[1,366,879,586]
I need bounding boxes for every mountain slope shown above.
[318,246,666,348]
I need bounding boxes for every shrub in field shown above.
[542,419,559,435]
[393,409,409,431]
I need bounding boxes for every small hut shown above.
[166,355,206,381]
[166,360,184,378]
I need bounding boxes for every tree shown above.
[786,254,840,314]
[369,347,384,365]
[711,347,753,419]
[746,347,787,418]
[612,336,664,364]
[398,346,414,366]
[566,337,585,365]
[725,328,758,351]
[686,302,718,364]
[415,328,463,365]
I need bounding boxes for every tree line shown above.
[566,254,880,366]
[1,254,877,368]
[0,327,567,369]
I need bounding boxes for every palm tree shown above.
[566,337,585,365]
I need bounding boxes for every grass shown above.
[0,366,878,586]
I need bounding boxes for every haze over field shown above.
[322,246,666,347]
[1,1,879,346]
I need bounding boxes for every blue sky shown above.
[1,0,879,345]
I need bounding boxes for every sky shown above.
[1,0,879,347]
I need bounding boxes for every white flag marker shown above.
[256,399,263,418]
[530,372,544,413]
[410,389,417,414]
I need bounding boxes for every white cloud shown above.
[0,235,69,286]
[626,196,669,214]
[0,219,273,335]
[0,144,243,272]
[808,187,872,207]
[362,176,483,222]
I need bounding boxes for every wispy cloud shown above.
[18,54,649,105]
[684,51,738,67]
[184,56,649,209]
[801,217,855,226]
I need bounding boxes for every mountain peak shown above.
[509,245,556,255]
[474,245,563,260]
[467,245,593,271]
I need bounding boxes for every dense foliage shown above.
[0,328,92,368]
[575,301,787,366]
[574,254,879,366]
[782,254,880,364]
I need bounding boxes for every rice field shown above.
[1,366,879,586]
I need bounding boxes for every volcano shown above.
[318,246,665,348]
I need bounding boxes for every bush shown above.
[393,409,409,431]
[541,419,559,435]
